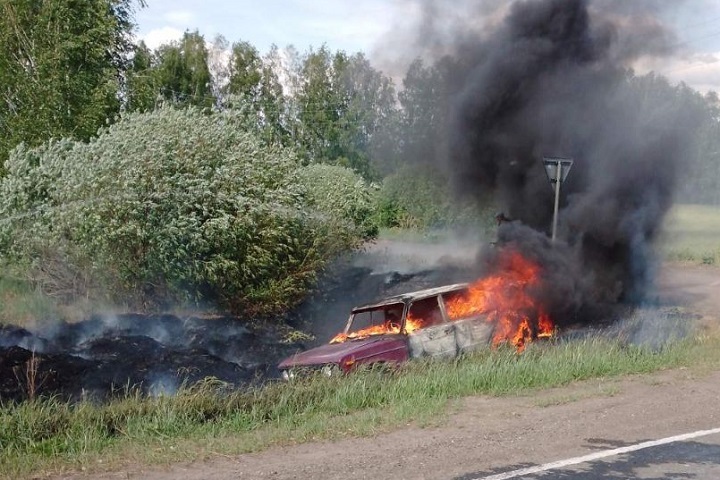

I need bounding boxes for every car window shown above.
[350,304,403,331]
[407,296,444,329]
[442,288,475,320]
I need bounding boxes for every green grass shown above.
[2,333,719,479]
[380,204,720,266]
[662,204,720,265]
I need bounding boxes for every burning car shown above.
[279,283,497,378]
[278,250,555,378]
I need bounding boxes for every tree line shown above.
[2,1,719,202]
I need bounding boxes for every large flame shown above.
[330,250,554,351]
[444,250,554,351]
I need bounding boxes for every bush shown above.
[377,165,488,230]
[0,107,377,315]
[297,163,379,241]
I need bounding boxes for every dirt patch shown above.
[658,264,720,330]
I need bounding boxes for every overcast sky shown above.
[136,0,720,93]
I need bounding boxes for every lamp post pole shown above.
[542,157,573,243]
[552,161,562,242]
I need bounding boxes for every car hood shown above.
[278,335,403,369]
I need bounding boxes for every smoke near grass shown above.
[381,0,708,326]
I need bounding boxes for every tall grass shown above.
[1,334,718,478]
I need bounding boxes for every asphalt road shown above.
[459,430,720,480]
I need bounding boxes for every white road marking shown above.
[474,427,720,480]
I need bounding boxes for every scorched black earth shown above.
[0,314,299,402]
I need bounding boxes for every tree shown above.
[296,46,337,164]
[225,41,262,98]
[294,47,397,178]
[335,52,397,178]
[0,0,143,172]
[155,30,214,108]
[397,58,449,168]
[125,40,158,112]
[223,40,288,145]
[258,45,289,145]
[207,34,230,99]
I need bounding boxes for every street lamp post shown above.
[542,157,573,242]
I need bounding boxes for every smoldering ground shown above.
[0,315,302,401]
[0,257,481,401]
[378,0,708,326]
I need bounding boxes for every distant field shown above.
[380,204,720,266]
[662,204,720,265]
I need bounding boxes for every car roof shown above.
[351,283,469,313]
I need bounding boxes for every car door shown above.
[441,290,494,353]
[406,295,457,359]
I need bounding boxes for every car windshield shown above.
[329,303,404,343]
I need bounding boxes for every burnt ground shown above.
[0,252,477,402]
[0,315,298,401]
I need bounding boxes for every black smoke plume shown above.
[412,0,703,325]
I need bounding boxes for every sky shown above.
[135,0,720,93]
[136,0,401,55]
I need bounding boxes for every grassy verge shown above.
[662,204,720,265]
[2,333,719,478]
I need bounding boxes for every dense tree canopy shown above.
[0,0,142,171]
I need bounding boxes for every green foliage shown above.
[294,48,397,178]
[377,165,485,230]
[0,107,375,314]
[0,0,142,171]
[154,31,214,108]
[0,266,59,327]
[627,75,720,206]
[297,163,379,241]
[222,42,289,146]
[125,40,159,112]
[225,41,263,97]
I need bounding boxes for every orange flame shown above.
[329,313,426,344]
[445,250,554,351]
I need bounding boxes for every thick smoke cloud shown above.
[393,0,704,325]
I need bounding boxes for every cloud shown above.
[164,9,195,26]
[668,59,720,93]
[141,27,184,50]
[634,52,720,93]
